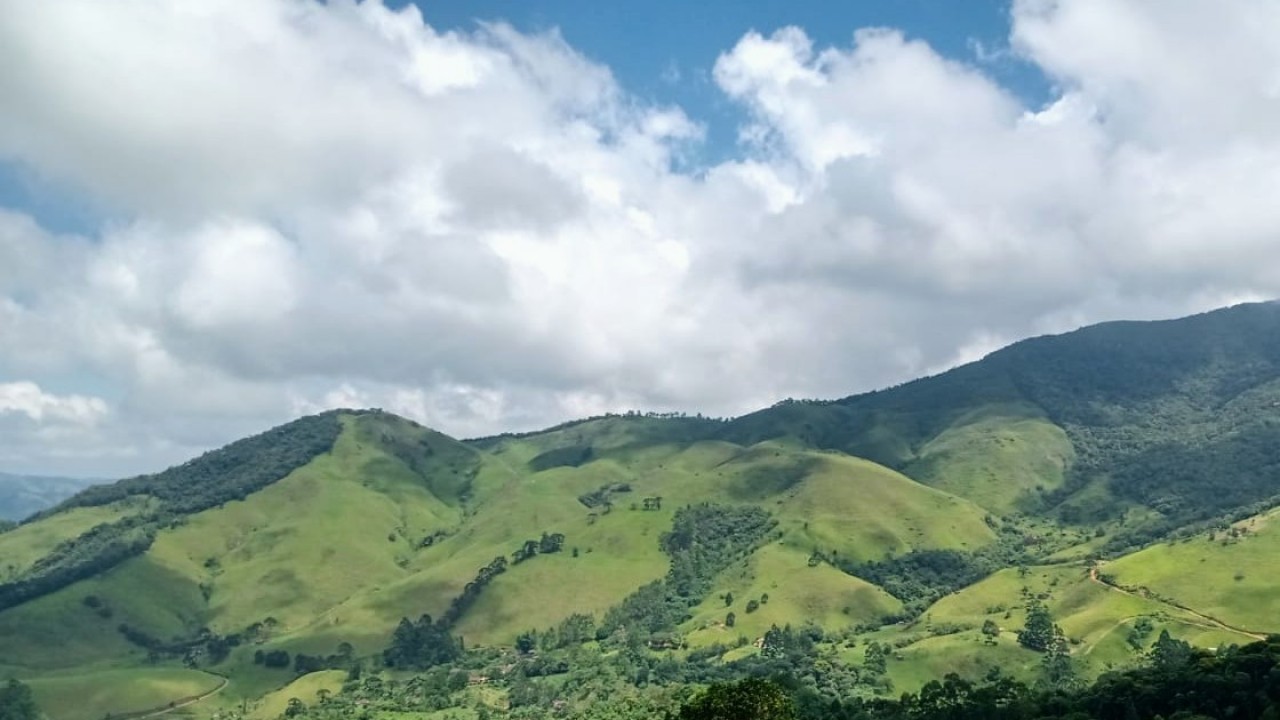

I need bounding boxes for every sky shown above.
[1,0,1279,478]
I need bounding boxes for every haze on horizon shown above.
[1,0,1279,477]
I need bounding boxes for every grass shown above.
[0,498,150,580]
[1105,507,1280,633]
[249,670,346,719]
[24,667,222,720]
[0,410,1138,711]
[683,543,901,648]
[903,404,1074,515]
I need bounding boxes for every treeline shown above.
[387,530,567,669]
[600,504,776,637]
[833,549,990,618]
[116,622,242,666]
[43,411,344,517]
[0,412,345,613]
[0,517,154,612]
[677,634,1280,720]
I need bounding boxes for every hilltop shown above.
[4,302,1280,719]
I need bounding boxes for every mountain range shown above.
[4,301,1280,720]
[0,473,96,524]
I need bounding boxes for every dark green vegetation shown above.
[6,302,1280,719]
[674,635,1280,720]
[725,301,1280,550]
[0,411,344,614]
[0,679,39,720]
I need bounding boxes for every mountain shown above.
[724,301,1280,545]
[3,302,1280,720]
[0,473,97,523]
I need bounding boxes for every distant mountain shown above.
[0,473,97,522]
[4,302,1280,720]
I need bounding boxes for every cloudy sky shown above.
[1,0,1279,477]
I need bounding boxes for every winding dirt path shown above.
[119,674,229,720]
[1088,565,1268,642]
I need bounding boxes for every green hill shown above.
[6,302,1280,718]
[724,302,1280,544]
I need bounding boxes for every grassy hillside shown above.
[26,667,223,720]
[9,302,1280,718]
[1104,506,1280,634]
[723,302,1280,542]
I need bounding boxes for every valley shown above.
[4,302,1280,719]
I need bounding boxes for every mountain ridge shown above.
[6,301,1280,719]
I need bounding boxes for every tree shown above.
[516,631,537,655]
[982,619,1000,640]
[725,612,736,628]
[1018,601,1055,652]
[538,532,565,554]
[0,679,39,720]
[864,641,888,675]
[676,678,795,720]
[1038,626,1078,691]
[1149,629,1193,671]
[513,539,539,564]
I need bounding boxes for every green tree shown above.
[725,611,736,628]
[676,678,795,720]
[1018,601,1055,652]
[864,641,888,675]
[1148,629,1193,670]
[1038,626,1078,691]
[0,679,39,720]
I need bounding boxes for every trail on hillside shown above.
[120,674,228,720]
[1088,566,1268,642]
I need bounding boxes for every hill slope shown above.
[724,302,1280,543]
[6,302,1280,717]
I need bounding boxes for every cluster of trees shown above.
[601,504,775,637]
[577,482,632,509]
[118,623,243,666]
[0,679,39,720]
[834,549,990,618]
[45,411,344,516]
[0,518,155,612]
[440,556,508,628]
[512,533,565,564]
[383,614,464,670]
[666,633,1280,720]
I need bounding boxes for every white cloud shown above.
[0,0,1279,475]
[0,381,107,425]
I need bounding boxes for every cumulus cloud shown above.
[0,0,1278,475]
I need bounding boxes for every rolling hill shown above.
[4,301,1280,719]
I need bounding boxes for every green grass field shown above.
[903,404,1074,515]
[1105,508,1280,634]
[683,543,902,648]
[25,667,223,720]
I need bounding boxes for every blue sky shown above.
[411,0,1052,161]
